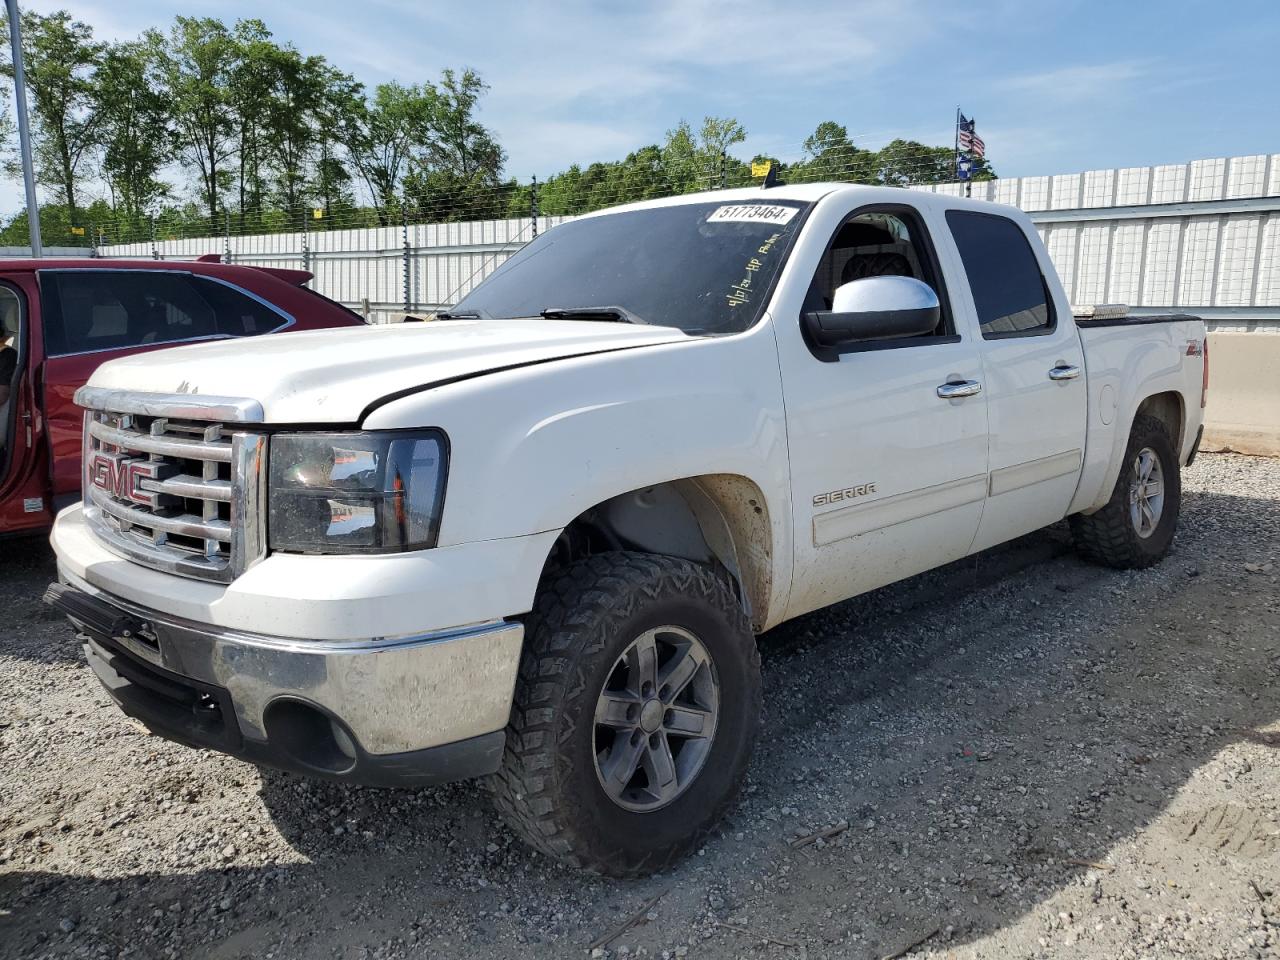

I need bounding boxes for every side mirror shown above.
[804,275,940,348]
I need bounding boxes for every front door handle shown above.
[1049,364,1081,381]
[936,379,982,399]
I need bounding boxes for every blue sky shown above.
[5,0,1280,212]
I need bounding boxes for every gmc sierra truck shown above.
[46,184,1207,876]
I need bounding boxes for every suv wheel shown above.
[491,551,761,876]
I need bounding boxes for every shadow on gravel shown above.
[4,487,1278,958]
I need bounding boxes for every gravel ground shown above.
[2,452,1278,960]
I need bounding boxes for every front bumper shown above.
[45,578,523,787]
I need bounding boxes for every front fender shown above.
[363,325,793,617]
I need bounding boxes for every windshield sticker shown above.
[726,231,783,309]
[707,204,800,226]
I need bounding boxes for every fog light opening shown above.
[262,699,358,774]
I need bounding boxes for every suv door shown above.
[0,277,49,533]
[773,200,990,620]
[942,210,1087,553]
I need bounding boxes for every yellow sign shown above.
[69,225,85,236]
[751,160,773,178]
[312,208,324,219]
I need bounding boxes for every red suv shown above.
[0,258,365,538]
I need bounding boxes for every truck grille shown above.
[81,398,265,584]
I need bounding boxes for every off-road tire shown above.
[1070,413,1181,569]
[491,551,761,877]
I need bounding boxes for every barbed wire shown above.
[11,138,986,250]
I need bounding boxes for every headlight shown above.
[267,431,447,554]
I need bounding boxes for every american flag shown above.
[958,115,985,159]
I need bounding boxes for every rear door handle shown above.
[1049,364,1081,381]
[936,379,982,399]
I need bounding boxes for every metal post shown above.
[720,151,727,190]
[401,201,411,315]
[7,0,42,256]
[150,216,158,260]
[224,211,232,263]
[301,206,311,277]
[530,175,539,239]
[89,221,97,258]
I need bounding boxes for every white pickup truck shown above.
[47,184,1207,876]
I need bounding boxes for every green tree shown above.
[790,121,875,183]
[405,68,507,220]
[872,139,955,186]
[263,47,329,216]
[662,116,747,192]
[0,10,103,222]
[335,80,434,220]
[227,19,276,223]
[94,42,171,222]
[310,66,362,218]
[146,16,238,220]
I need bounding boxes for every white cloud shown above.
[1005,61,1151,102]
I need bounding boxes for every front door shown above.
[942,210,1087,553]
[775,203,990,620]
[0,276,51,532]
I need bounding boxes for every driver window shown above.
[0,285,22,453]
[804,210,952,339]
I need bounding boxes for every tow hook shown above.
[193,694,222,728]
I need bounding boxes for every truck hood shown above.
[86,319,697,423]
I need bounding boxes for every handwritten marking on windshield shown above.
[727,232,783,309]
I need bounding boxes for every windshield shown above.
[451,199,812,335]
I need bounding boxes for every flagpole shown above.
[954,106,960,182]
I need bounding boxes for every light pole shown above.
[6,0,42,256]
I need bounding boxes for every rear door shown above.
[942,210,1087,553]
[775,199,990,619]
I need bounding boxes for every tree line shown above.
[0,10,994,246]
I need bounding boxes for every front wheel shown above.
[491,551,761,876]
[1070,413,1182,568]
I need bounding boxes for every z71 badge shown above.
[813,483,877,507]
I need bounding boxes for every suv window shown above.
[192,277,288,336]
[946,211,1054,337]
[40,271,286,356]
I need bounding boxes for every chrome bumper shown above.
[47,571,523,787]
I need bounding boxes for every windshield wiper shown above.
[539,305,646,325]
[434,309,483,320]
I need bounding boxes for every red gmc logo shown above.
[89,452,167,507]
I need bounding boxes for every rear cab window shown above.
[39,270,291,357]
[945,211,1055,338]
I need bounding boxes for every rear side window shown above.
[946,211,1054,337]
[192,277,288,336]
[40,271,288,356]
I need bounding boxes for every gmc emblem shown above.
[89,452,173,508]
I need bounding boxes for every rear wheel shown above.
[1070,413,1181,568]
[491,551,761,877]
